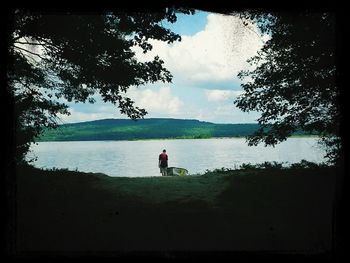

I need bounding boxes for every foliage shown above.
[234,11,340,164]
[36,118,317,141]
[240,161,284,170]
[289,159,329,169]
[239,160,329,170]
[7,8,194,164]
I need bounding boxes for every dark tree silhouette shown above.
[234,11,341,164]
[7,8,194,164]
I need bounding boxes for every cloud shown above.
[186,103,260,124]
[133,13,267,89]
[14,37,47,64]
[211,104,260,123]
[128,86,184,116]
[57,107,122,124]
[59,88,259,124]
[205,89,243,102]
[60,12,265,124]
[55,86,186,123]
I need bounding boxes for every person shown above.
[158,149,168,176]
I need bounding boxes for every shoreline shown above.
[36,135,320,143]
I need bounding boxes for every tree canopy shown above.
[7,8,194,164]
[234,11,341,164]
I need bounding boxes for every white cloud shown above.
[59,88,259,124]
[57,108,121,124]
[14,37,47,64]
[55,86,186,123]
[133,13,267,87]
[128,86,184,116]
[211,104,260,123]
[61,12,265,124]
[205,89,243,102]
[185,103,260,124]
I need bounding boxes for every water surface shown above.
[28,138,326,177]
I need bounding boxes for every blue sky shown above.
[58,10,266,124]
[161,11,209,36]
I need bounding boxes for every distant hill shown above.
[37,118,311,141]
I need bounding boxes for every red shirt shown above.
[159,153,168,167]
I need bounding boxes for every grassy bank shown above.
[14,164,338,255]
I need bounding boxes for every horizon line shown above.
[60,117,259,126]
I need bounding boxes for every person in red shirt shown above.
[158,149,168,176]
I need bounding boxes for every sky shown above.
[58,10,268,124]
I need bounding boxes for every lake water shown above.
[27,138,326,177]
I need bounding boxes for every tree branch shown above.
[33,36,60,51]
[12,34,24,42]
[14,45,47,61]
[14,37,59,56]
[17,49,40,65]
[15,41,44,46]
[239,18,265,44]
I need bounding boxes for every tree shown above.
[6,8,194,164]
[233,11,341,164]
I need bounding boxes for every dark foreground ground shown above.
[10,164,343,259]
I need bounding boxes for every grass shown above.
[96,174,228,205]
[13,163,339,256]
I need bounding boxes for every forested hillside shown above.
[37,118,311,141]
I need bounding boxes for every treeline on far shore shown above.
[38,118,318,142]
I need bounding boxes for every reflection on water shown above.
[28,138,326,177]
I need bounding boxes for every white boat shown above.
[167,167,188,176]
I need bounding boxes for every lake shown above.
[27,137,326,177]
